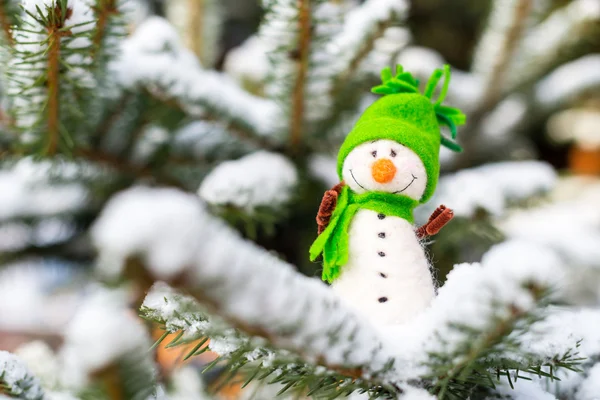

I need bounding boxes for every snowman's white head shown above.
[341,139,427,200]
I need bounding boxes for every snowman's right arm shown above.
[316,181,345,235]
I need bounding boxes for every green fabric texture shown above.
[336,64,466,204]
[309,185,419,283]
[337,95,441,203]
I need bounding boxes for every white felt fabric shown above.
[341,139,427,200]
[331,209,435,325]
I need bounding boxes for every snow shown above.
[535,55,600,110]
[60,286,152,387]
[0,260,83,333]
[399,386,436,400]
[480,95,528,139]
[510,1,600,90]
[308,153,339,188]
[223,35,270,87]
[111,17,280,139]
[102,187,393,373]
[141,282,210,337]
[576,363,600,400]
[379,239,569,382]
[494,379,557,400]
[471,0,524,84]
[417,161,557,220]
[498,177,600,270]
[548,109,600,149]
[91,186,206,280]
[0,351,44,400]
[0,158,88,220]
[14,341,60,389]
[167,366,212,400]
[198,151,298,210]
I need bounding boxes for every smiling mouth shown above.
[393,174,417,194]
[350,169,417,194]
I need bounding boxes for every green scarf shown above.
[309,186,419,283]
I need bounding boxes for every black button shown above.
[378,232,386,238]
[378,251,386,257]
[378,213,385,219]
[379,272,387,278]
[378,297,388,303]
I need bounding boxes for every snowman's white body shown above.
[333,139,436,325]
[331,209,435,325]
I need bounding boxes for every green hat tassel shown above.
[371,64,466,152]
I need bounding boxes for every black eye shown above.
[371,150,377,157]
[390,149,397,157]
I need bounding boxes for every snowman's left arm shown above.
[416,205,454,239]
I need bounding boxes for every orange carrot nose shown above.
[371,158,396,183]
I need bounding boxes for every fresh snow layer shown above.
[91,186,207,280]
[198,151,298,210]
[111,17,280,139]
[535,55,600,110]
[60,286,151,386]
[0,351,44,400]
[101,187,394,372]
[0,158,88,220]
[417,161,557,220]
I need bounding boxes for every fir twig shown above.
[0,0,14,45]
[290,0,311,149]
[187,0,204,62]
[46,3,74,155]
[92,0,118,58]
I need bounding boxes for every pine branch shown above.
[0,351,45,400]
[91,188,397,381]
[187,0,204,61]
[92,0,119,59]
[459,0,534,160]
[478,0,533,111]
[0,0,15,46]
[289,0,311,149]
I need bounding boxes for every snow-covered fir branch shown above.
[0,350,44,400]
[471,0,534,107]
[416,160,556,220]
[508,0,600,91]
[198,151,298,212]
[165,0,222,67]
[89,186,588,398]
[92,187,396,377]
[111,17,281,144]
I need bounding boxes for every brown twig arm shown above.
[0,1,14,46]
[416,205,454,239]
[316,181,345,234]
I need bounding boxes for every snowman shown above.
[310,65,464,326]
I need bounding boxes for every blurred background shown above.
[0,0,599,398]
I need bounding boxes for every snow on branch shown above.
[471,0,533,106]
[7,0,98,153]
[534,55,600,111]
[111,17,281,143]
[508,0,600,91]
[59,285,156,391]
[498,177,600,271]
[92,187,396,377]
[198,151,298,211]
[380,240,577,395]
[0,158,89,221]
[416,161,557,220]
[0,351,45,400]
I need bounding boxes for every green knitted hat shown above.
[337,65,466,203]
